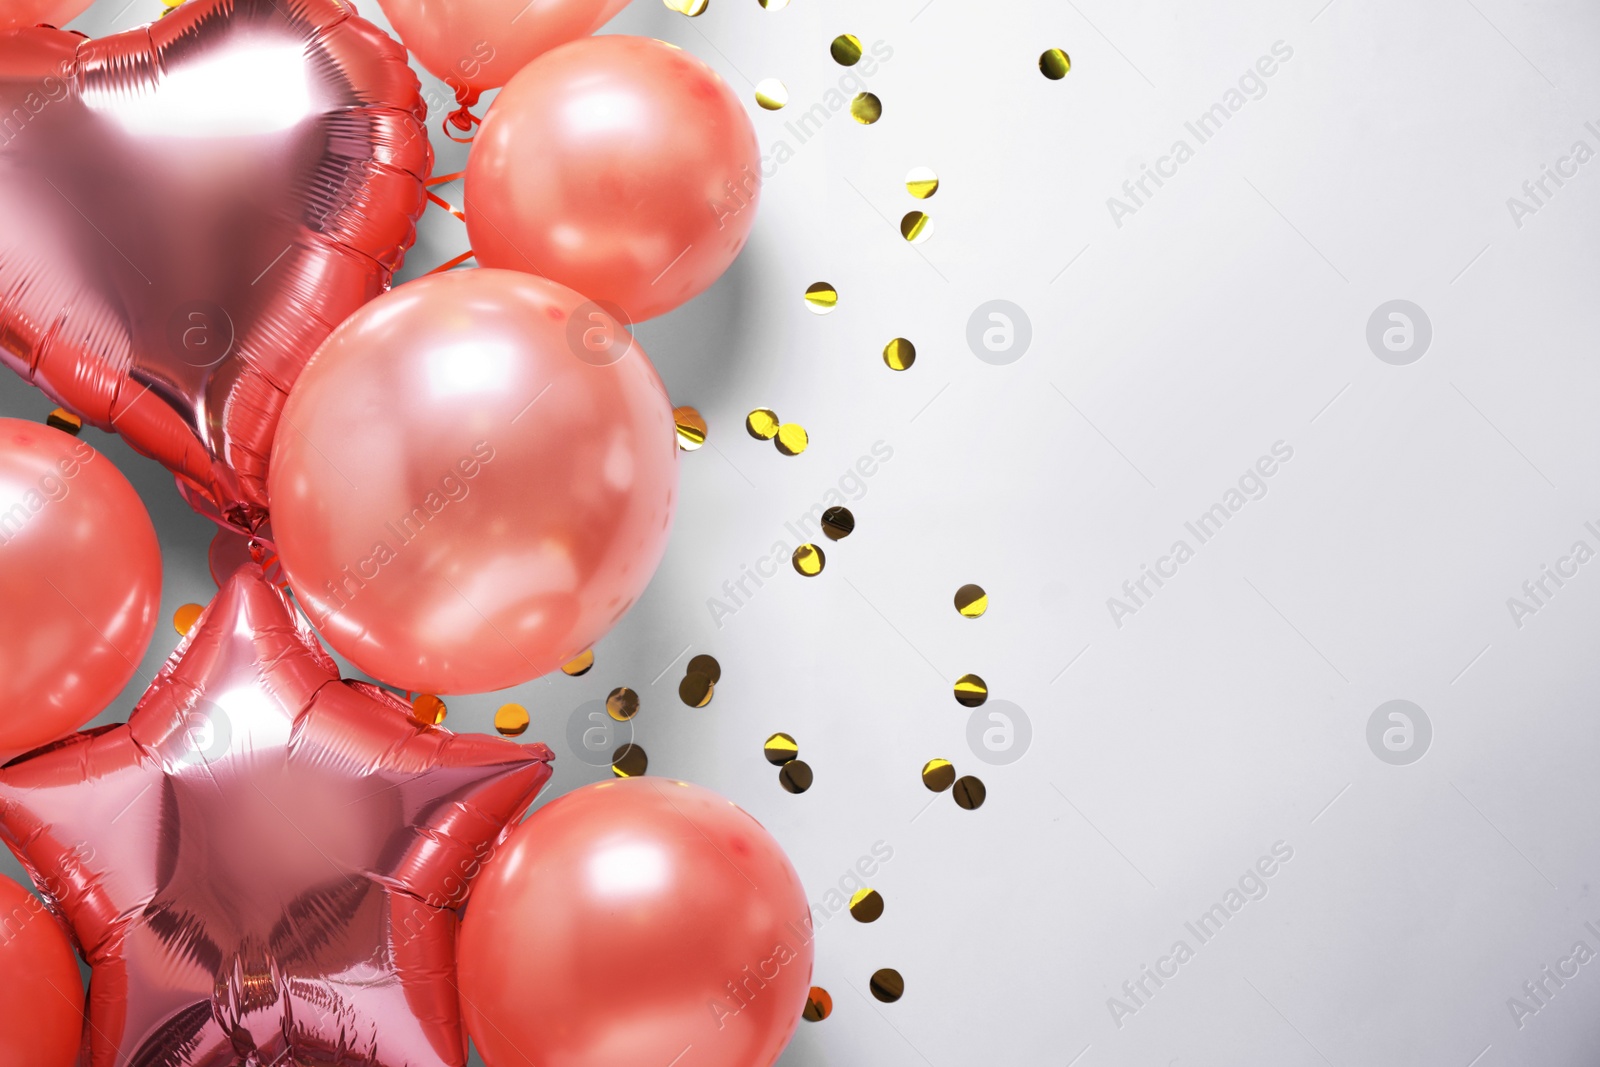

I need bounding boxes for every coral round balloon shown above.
[0,0,91,30]
[0,419,161,761]
[458,779,813,1067]
[0,874,83,1067]
[269,269,677,694]
[465,35,761,323]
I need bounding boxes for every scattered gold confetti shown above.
[954,583,988,618]
[900,210,931,244]
[870,968,904,1003]
[679,671,715,708]
[562,649,594,676]
[746,408,780,440]
[775,423,809,456]
[792,543,825,576]
[883,337,915,371]
[850,92,882,124]
[953,775,986,810]
[804,281,837,314]
[46,408,82,435]
[494,703,529,737]
[921,758,956,792]
[779,759,813,793]
[803,986,833,1021]
[172,602,204,635]
[412,694,447,726]
[764,732,799,765]
[607,687,639,721]
[821,506,854,540]
[1040,48,1071,79]
[612,743,648,777]
[830,34,862,66]
[755,78,789,110]
[953,673,988,707]
[687,653,722,683]
[662,0,707,13]
[673,406,707,451]
[849,887,884,922]
[905,166,939,199]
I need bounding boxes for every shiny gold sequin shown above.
[792,543,825,576]
[746,408,780,439]
[830,34,862,66]
[1040,48,1071,79]
[172,603,204,636]
[849,887,884,922]
[561,649,594,676]
[953,775,986,809]
[803,986,833,1022]
[758,0,788,8]
[679,672,715,708]
[883,338,915,371]
[494,703,529,737]
[954,584,988,618]
[687,653,722,683]
[755,78,789,110]
[869,968,904,1003]
[850,93,882,124]
[607,687,639,722]
[779,759,813,793]
[921,758,956,792]
[412,694,447,726]
[662,0,708,14]
[612,743,648,777]
[45,408,82,435]
[900,210,931,244]
[905,167,939,199]
[821,506,854,540]
[673,406,707,451]
[953,673,988,707]
[775,423,809,456]
[764,733,798,766]
[804,282,837,314]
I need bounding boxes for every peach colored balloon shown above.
[0,874,84,1067]
[0,420,161,762]
[268,269,678,695]
[373,0,629,99]
[0,0,91,31]
[465,35,761,323]
[458,779,814,1067]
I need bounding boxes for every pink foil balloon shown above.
[0,564,554,1067]
[465,35,761,322]
[0,0,91,31]
[269,268,678,694]
[0,0,431,530]
[0,419,160,762]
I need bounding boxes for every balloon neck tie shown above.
[444,87,482,143]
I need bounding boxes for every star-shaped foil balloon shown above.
[0,565,553,1067]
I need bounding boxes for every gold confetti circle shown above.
[45,408,82,435]
[921,758,956,792]
[830,34,862,66]
[821,506,854,540]
[1040,48,1071,79]
[900,210,931,244]
[775,423,809,456]
[804,282,837,314]
[746,408,780,439]
[803,986,833,1021]
[679,671,715,708]
[765,732,799,765]
[883,337,915,371]
[792,543,825,576]
[612,743,648,778]
[606,687,640,722]
[687,653,722,683]
[849,887,884,922]
[953,775,986,810]
[869,968,904,1003]
[758,0,788,8]
[850,92,882,124]
[905,166,939,199]
[755,78,789,110]
[412,694,447,726]
[673,406,707,451]
[954,584,988,618]
[953,673,988,707]
[561,649,594,676]
[494,703,529,737]
[662,0,707,13]
[172,602,204,636]
[779,759,814,793]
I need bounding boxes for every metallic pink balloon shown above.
[0,0,431,531]
[269,268,679,695]
[0,564,553,1067]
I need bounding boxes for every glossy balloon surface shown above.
[0,873,83,1067]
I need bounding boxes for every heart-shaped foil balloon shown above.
[0,0,430,529]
